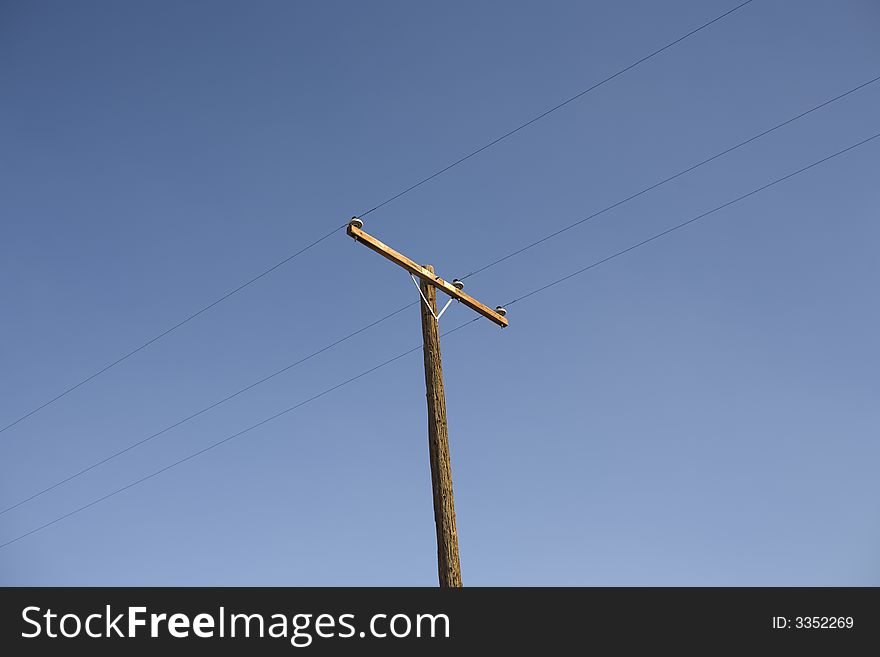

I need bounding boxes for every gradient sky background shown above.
[1,0,879,585]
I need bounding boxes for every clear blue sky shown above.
[1,0,878,585]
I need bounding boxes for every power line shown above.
[0,317,480,551]
[503,132,880,307]
[0,301,416,517]
[356,0,755,219]
[3,80,874,517]
[1,2,753,437]
[0,224,344,436]
[5,71,875,524]
[2,129,875,550]
[460,74,880,281]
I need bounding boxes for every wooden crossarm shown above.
[347,224,509,328]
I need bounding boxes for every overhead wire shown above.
[0,0,755,435]
[0,317,481,551]
[2,75,874,518]
[459,74,880,281]
[2,127,876,550]
[502,131,880,308]
[0,301,417,517]
[0,225,343,435]
[356,0,756,219]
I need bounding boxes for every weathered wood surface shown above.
[419,266,463,588]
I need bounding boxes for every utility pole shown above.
[420,265,461,587]
[346,217,507,587]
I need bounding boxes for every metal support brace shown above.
[412,274,454,321]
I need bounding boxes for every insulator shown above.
[349,216,364,229]
[495,306,507,317]
[452,279,464,290]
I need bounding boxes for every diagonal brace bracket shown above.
[411,274,454,321]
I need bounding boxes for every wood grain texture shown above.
[419,266,463,588]
[347,224,509,327]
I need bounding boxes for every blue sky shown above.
[1,0,878,585]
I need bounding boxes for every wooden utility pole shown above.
[346,218,507,587]
[419,265,461,587]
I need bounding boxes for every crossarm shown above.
[347,224,508,328]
